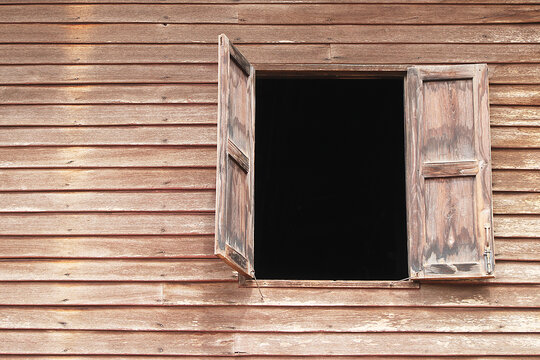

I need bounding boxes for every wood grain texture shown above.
[1,24,539,44]
[0,306,537,332]
[0,282,537,307]
[0,146,216,168]
[493,193,540,214]
[0,259,235,281]
[0,191,215,212]
[1,4,539,24]
[0,85,217,104]
[0,357,539,360]
[493,170,540,192]
[0,105,217,126]
[3,44,540,65]
[492,149,540,169]
[0,213,215,235]
[0,330,537,355]
[490,85,540,105]
[0,236,215,258]
[0,64,218,84]
[1,64,538,85]
[494,215,540,237]
[0,168,217,191]
[490,106,540,127]
[495,238,540,260]
[0,126,217,146]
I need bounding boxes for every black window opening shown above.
[255,78,408,280]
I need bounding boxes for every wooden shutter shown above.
[215,34,255,278]
[406,64,495,280]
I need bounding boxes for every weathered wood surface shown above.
[0,190,535,214]
[0,147,216,168]
[492,149,540,169]
[1,64,539,85]
[1,1,539,358]
[0,85,217,104]
[1,24,540,44]
[0,213,215,235]
[0,258,517,283]
[0,259,235,281]
[2,44,540,64]
[0,126,217,146]
[0,105,217,126]
[495,238,540,261]
[0,191,215,212]
[0,306,537,332]
[490,85,540,105]
[0,169,216,191]
[0,282,537,307]
[0,330,538,356]
[1,4,538,24]
[0,236,216,258]
[490,106,540,127]
[494,215,540,237]
[493,170,540,192]
[0,236,536,261]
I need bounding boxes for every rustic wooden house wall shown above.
[0,1,539,357]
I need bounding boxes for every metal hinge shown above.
[483,248,493,275]
[483,223,494,275]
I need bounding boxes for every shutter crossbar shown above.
[227,139,250,173]
[422,160,479,178]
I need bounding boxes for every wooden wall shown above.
[0,0,539,357]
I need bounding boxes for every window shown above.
[214,34,495,282]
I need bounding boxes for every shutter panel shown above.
[406,64,495,280]
[215,34,255,278]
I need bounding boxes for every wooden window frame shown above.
[241,64,418,289]
[218,54,494,288]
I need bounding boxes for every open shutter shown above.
[406,64,495,280]
[215,34,255,278]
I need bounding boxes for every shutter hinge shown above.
[483,224,494,275]
[483,248,493,275]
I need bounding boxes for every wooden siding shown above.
[0,1,538,358]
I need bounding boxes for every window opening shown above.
[254,78,408,280]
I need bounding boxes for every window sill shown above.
[239,277,419,289]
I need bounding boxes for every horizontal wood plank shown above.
[494,215,540,237]
[0,168,217,191]
[0,236,535,261]
[0,259,235,281]
[1,24,539,45]
[0,235,215,258]
[2,0,540,3]
[0,146,216,168]
[493,192,540,214]
[0,306,537,333]
[0,5,239,24]
[490,261,540,283]
[0,126,217,146]
[0,64,538,85]
[2,330,537,355]
[0,85,217,104]
[0,64,218,84]
[0,104,217,126]
[492,170,540,192]
[3,44,540,64]
[495,238,540,261]
[1,4,538,24]
[168,283,540,307]
[329,44,540,64]
[492,149,540,170]
[0,191,215,212]
[490,85,540,106]
[0,357,538,360]
[490,106,540,127]
[0,85,534,107]
[0,213,215,235]
[0,282,537,307]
